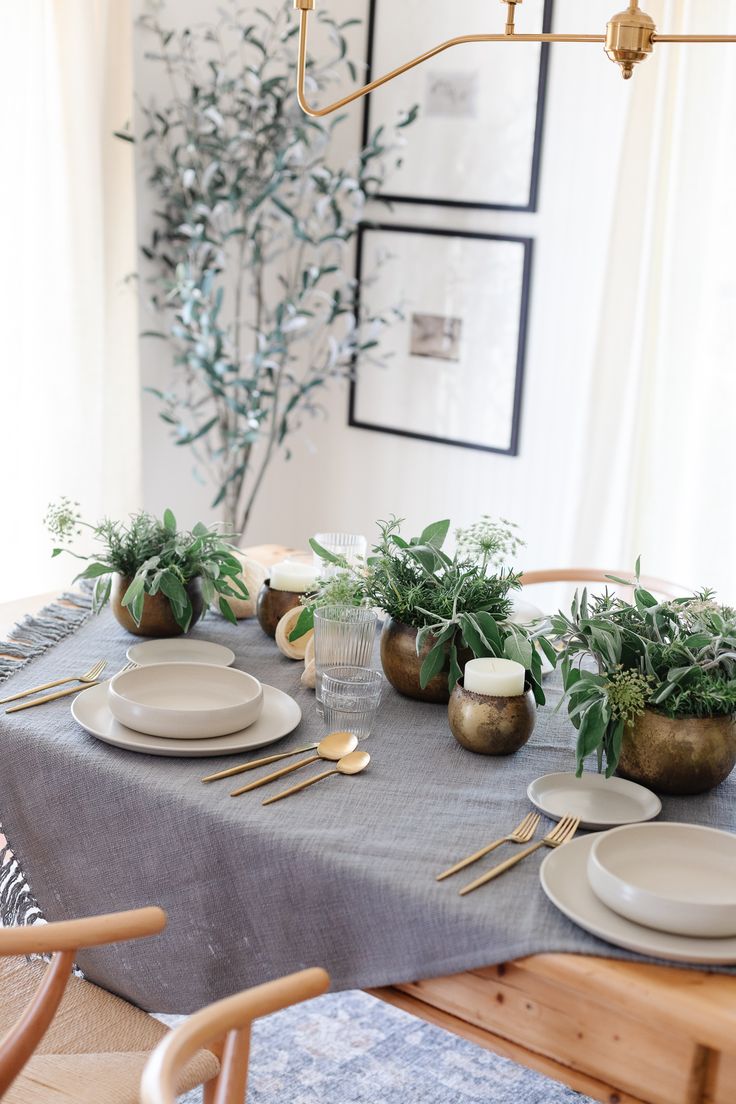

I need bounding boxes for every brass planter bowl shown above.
[448,679,536,755]
[380,618,473,704]
[256,581,303,638]
[617,708,736,795]
[111,574,204,638]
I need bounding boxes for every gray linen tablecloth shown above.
[1,607,735,1013]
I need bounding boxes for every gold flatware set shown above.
[3,660,136,713]
[442,814,581,896]
[203,731,370,805]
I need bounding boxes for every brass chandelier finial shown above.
[293,0,736,118]
[605,2,656,80]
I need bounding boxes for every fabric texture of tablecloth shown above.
[1,605,735,1013]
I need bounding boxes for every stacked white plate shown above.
[541,822,736,964]
[71,638,301,757]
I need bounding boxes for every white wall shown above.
[132,0,631,571]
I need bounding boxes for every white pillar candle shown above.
[269,561,318,593]
[464,658,525,697]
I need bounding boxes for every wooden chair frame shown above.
[0,907,167,1098]
[520,568,687,601]
[140,967,330,1104]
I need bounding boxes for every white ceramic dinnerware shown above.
[541,835,736,965]
[527,772,661,830]
[72,681,301,758]
[588,823,736,938]
[126,639,235,667]
[108,663,262,739]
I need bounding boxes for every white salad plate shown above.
[108,663,263,740]
[588,823,736,938]
[527,772,661,830]
[541,835,736,965]
[126,639,235,668]
[72,680,300,758]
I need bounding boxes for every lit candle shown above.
[269,561,318,594]
[464,658,525,697]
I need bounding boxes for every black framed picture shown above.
[362,0,553,212]
[349,223,533,456]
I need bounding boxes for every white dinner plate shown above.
[541,834,736,965]
[72,680,300,757]
[527,771,661,830]
[126,639,235,668]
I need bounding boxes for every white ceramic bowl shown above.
[108,663,263,740]
[588,823,736,938]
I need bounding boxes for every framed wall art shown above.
[361,0,554,211]
[349,223,533,456]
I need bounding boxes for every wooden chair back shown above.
[140,967,330,1104]
[520,568,687,601]
[0,906,166,1097]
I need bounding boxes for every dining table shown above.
[1,548,735,1104]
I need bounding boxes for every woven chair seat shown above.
[0,957,217,1103]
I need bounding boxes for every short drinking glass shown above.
[321,667,383,740]
[313,605,377,713]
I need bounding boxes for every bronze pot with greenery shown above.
[305,517,546,708]
[617,708,736,795]
[45,501,247,637]
[552,563,736,792]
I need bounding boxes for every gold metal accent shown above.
[229,731,357,796]
[436,812,541,882]
[294,0,736,117]
[0,658,108,705]
[262,749,370,805]
[605,2,655,80]
[458,815,581,896]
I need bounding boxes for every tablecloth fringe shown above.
[0,590,92,684]
[0,840,43,930]
[0,588,92,930]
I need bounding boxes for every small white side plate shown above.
[126,639,235,668]
[541,834,736,965]
[72,680,300,758]
[527,772,661,830]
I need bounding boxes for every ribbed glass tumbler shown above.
[313,605,378,714]
[321,667,383,740]
[312,533,368,577]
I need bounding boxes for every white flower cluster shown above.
[455,515,525,570]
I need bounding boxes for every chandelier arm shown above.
[653,34,736,42]
[296,9,604,119]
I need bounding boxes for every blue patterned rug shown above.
[171,989,593,1102]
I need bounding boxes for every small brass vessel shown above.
[256,580,303,638]
[617,709,736,795]
[448,679,536,755]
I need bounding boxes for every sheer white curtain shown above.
[0,1,140,603]
[572,0,736,601]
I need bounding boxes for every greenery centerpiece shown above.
[45,499,247,637]
[292,516,548,705]
[133,1,416,535]
[551,563,736,793]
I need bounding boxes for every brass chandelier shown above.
[294,0,736,117]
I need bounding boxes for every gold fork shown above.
[458,815,581,896]
[436,812,541,882]
[5,660,134,714]
[1,659,108,707]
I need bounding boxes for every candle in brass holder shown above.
[256,561,318,638]
[448,659,536,755]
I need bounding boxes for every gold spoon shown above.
[229,731,358,797]
[262,750,371,806]
[202,735,345,783]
